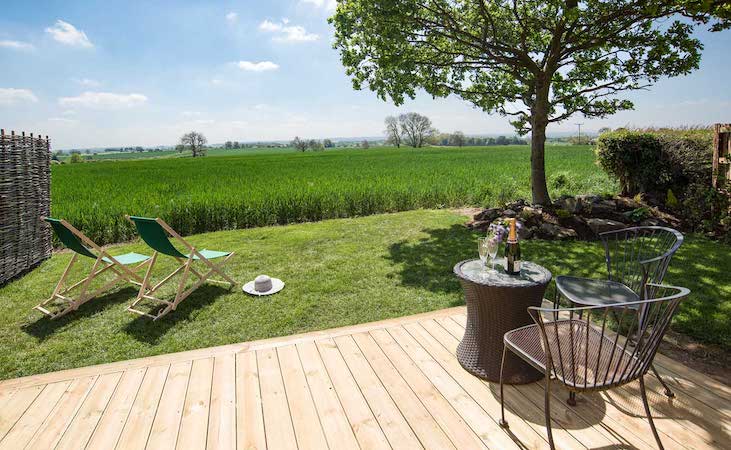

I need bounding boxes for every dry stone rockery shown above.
[467,194,681,240]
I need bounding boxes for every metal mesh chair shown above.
[555,226,683,398]
[500,284,690,450]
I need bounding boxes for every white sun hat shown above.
[243,274,285,296]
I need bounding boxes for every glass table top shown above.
[454,258,552,287]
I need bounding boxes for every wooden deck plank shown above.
[147,361,192,450]
[24,376,97,450]
[352,331,457,450]
[369,328,488,450]
[235,352,265,450]
[334,334,424,449]
[0,308,727,450]
[177,358,214,450]
[207,353,237,450]
[257,347,297,450]
[306,339,386,449]
[0,381,69,450]
[0,384,43,441]
[55,371,122,450]
[277,344,330,450]
[115,364,169,449]
[86,367,146,450]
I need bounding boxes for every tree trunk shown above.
[530,81,552,206]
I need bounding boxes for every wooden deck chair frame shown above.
[36,217,151,319]
[125,216,236,320]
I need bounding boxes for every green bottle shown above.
[505,218,521,275]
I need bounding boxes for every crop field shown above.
[51,145,616,245]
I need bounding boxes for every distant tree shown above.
[323,138,334,148]
[180,131,208,157]
[224,141,233,149]
[175,144,185,153]
[496,136,508,146]
[384,116,401,147]
[69,153,83,163]
[598,127,612,135]
[398,112,435,148]
[361,140,370,149]
[291,136,308,152]
[308,139,324,151]
[449,131,466,147]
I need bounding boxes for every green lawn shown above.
[52,145,616,245]
[0,210,727,380]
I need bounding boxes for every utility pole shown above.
[575,123,584,145]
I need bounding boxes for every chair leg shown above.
[650,364,675,398]
[640,375,665,450]
[499,346,508,428]
[544,373,556,450]
[567,391,577,406]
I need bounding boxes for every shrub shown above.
[595,131,669,195]
[595,128,713,198]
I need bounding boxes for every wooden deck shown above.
[0,306,728,449]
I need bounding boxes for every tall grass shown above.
[52,145,616,244]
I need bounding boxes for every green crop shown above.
[51,145,616,245]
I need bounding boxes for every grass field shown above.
[1,210,727,379]
[52,145,616,245]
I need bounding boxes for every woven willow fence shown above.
[0,129,52,285]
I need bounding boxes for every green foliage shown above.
[666,189,679,209]
[69,153,83,164]
[51,145,615,245]
[595,131,668,195]
[330,1,704,133]
[626,206,651,223]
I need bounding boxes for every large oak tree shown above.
[330,0,723,205]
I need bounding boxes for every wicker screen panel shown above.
[0,129,52,285]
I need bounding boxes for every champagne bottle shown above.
[505,218,521,275]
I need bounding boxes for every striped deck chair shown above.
[125,216,236,320]
[36,217,151,319]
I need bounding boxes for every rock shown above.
[519,206,543,227]
[558,215,595,240]
[536,223,578,240]
[502,209,517,218]
[466,220,490,232]
[576,194,602,204]
[586,199,628,222]
[639,218,664,227]
[615,196,642,211]
[586,218,627,235]
[518,226,534,240]
[473,207,501,222]
[554,195,582,214]
[505,199,526,210]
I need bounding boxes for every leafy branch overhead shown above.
[331,0,713,134]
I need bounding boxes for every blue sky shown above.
[1,0,730,149]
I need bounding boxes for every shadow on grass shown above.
[386,224,476,301]
[22,286,138,341]
[123,284,230,345]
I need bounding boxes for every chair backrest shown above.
[127,216,187,258]
[44,217,97,259]
[600,226,683,298]
[528,284,689,390]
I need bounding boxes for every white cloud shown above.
[0,88,39,105]
[0,40,35,51]
[301,0,337,10]
[45,20,93,48]
[181,111,202,117]
[258,19,319,42]
[193,119,215,125]
[210,78,224,85]
[48,117,78,124]
[225,12,238,23]
[73,78,101,87]
[237,61,280,72]
[58,92,148,109]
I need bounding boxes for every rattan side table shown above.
[454,258,552,384]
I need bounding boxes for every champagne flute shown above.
[486,234,499,273]
[478,237,489,270]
